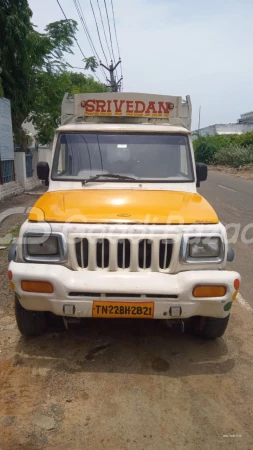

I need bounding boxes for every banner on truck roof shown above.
[75,93,180,119]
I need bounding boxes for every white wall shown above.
[0,181,23,201]
[38,147,52,168]
[193,123,253,137]
[0,147,50,201]
[14,151,41,192]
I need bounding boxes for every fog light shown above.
[193,285,226,298]
[63,304,75,315]
[21,281,53,293]
[169,306,182,317]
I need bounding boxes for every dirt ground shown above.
[0,193,253,450]
[210,164,253,180]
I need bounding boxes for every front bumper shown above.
[9,262,240,319]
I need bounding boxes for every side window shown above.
[180,145,188,176]
[57,142,67,175]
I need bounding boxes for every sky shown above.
[29,0,253,130]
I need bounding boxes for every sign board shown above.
[75,93,179,119]
[62,92,192,130]
[0,98,14,161]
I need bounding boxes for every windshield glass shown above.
[52,133,194,182]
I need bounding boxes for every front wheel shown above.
[15,296,48,337]
[190,315,230,339]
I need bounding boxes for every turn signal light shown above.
[8,270,13,280]
[234,279,240,291]
[193,285,227,298]
[21,281,53,293]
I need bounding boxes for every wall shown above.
[215,123,253,134]
[0,181,23,201]
[0,146,49,201]
[192,122,253,137]
[14,151,41,193]
[38,147,52,168]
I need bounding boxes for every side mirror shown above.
[196,163,208,188]
[37,161,49,186]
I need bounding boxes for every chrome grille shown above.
[159,239,173,270]
[97,239,109,268]
[138,239,152,269]
[117,239,130,269]
[75,238,89,268]
[73,236,174,272]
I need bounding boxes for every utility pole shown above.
[198,105,201,136]
[100,60,123,92]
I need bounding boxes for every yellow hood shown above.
[28,190,218,224]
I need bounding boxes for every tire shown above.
[190,314,230,339]
[15,295,48,337]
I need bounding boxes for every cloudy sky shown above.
[29,0,253,129]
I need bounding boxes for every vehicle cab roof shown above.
[56,123,190,135]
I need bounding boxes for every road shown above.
[199,170,253,306]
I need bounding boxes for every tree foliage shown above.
[28,71,107,145]
[84,56,99,73]
[0,0,103,149]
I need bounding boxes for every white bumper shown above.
[9,262,240,319]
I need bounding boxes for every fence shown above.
[0,160,15,184]
[0,147,51,200]
[25,151,33,178]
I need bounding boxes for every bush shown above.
[193,132,253,167]
[194,136,220,164]
[213,145,253,168]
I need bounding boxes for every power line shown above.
[103,0,118,80]
[73,0,107,81]
[75,0,108,82]
[90,0,109,66]
[110,0,121,60]
[56,0,85,61]
[97,0,113,62]
[110,0,123,90]
[56,0,103,83]
[74,0,99,60]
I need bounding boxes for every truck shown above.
[8,92,241,338]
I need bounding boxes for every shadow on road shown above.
[15,318,234,378]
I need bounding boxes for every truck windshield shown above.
[52,133,194,182]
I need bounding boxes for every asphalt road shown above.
[199,170,253,306]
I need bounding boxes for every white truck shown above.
[8,92,240,338]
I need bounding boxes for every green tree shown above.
[84,56,99,73]
[0,0,77,149]
[28,71,107,145]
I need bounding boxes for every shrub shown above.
[193,132,253,166]
[213,145,253,168]
[194,136,220,164]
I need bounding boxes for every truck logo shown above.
[117,213,132,217]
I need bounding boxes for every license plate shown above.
[92,301,154,319]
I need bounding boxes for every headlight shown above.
[27,236,59,256]
[181,234,224,263]
[189,237,220,258]
[23,233,67,263]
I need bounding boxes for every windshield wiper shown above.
[82,173,137,185]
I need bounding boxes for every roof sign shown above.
[82,98,174,118]
[62,92,192,130]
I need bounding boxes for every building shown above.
[192,110,253,138]
[238,111,253,124]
